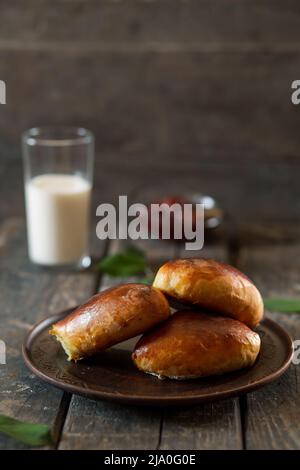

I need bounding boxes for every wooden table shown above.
[1,161,300,450]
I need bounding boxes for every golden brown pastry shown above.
[132,310,261,379]
[50,283,170,361]
[153,258,263,328]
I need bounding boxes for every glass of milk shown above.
[22,127,94,269]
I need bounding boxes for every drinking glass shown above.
[22,127,94,269]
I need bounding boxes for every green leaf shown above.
[0,414,53,446]
[98,246,147,277]
[138,276,154,285]
[264,298,300,313]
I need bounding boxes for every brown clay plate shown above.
[23,309,293,406]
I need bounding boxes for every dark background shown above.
[1,2,300,450]
[1,1,300,225]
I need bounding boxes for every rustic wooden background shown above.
[1,2,300,450]
[1,1,300,225]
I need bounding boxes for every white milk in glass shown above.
[25,174,91,265]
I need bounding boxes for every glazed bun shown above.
[50,283,170,361]
[132,310,261,379]
[153,258,263,328]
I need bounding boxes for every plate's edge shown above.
[22,311,294,407]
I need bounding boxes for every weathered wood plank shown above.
[1,1,300,47]
[0,218,98,449]
[160,240,243,449]
[238,243,300,449]
[60,399,162,451]
[1,50,300,172]
[59,238,177,450]
[160,400,242,450]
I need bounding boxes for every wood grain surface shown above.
[1,0,300,187]
[0,166,299,449]
[2,1,300,47]
[0,218,99,449]
[238,243,300,449]
[1,212,299,449]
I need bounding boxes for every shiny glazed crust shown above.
[50,283,170,361]
[153,258,264,328]
[132,310,261,379]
